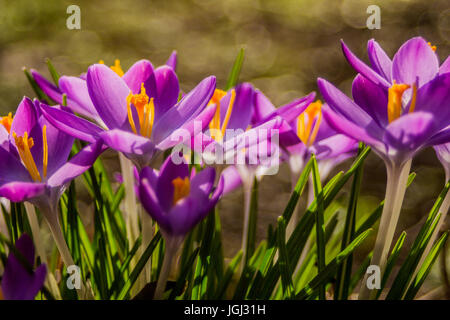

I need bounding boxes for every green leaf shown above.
[404,232,449,300]
[225,48,245,90]
[295,229,373,299]
[311,154,326,299]
[276,217,294,298]
[214,250,243,299]
[169,247,200,299]
[376,231,407,299]
[45,58,60,85]
[23,67,47,101]
[114,232,161,300]
[245,177,258,265]
[335,142,365,300]
[386,180,450,299]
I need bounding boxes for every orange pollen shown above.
[126,83,154,138]
[1,112,13,133]
[297,100,323,147]
[172,177,190,205]
[387,81,410,123]
[99,59,124,77]
[428,42,437,52]
[208,89,236,141]
[13,131,42,182]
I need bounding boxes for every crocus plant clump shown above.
[0,37,449,301]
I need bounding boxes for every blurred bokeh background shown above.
[0,0,449,298]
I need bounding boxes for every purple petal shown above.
[367,39,392,81]
[317,78,384,138]
[392,37,439,88]
[415,73,450,128]
[341,40,391,88]
[0,182,45,202]
[190,167,215,197]
[310,134,357,160]
[31,70,62,103]
[219,83,254,132]
[145,66,180,119]
[0,144,32,183]
[47,140,106,187]
[151,76,216,145]
[352,74,388,127]
[122,59,154,94]
[156,154,190,212]
[139,178,169,231]
[321,105,385,151]
[157,104,217,150]
[39,117,74,177]
[10,97,38,138]
[383,112,436,152]
[440,56,450,75]
[165,50,177,70]
[220,166,242,195]
[40,104,104,144]
[87,64,129,129]
[1,234,47,300]
[58,76,101,121]
[251,89,276,124]
[426,126,450,146]
[99,129,156,168]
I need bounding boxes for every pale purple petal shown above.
[87,64,129,129]
[392,37,439,87]
[367,39,392,81]
[122,59,154,94]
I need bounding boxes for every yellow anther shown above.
[126,83,155,138]
[428,42,436,52]
[208,89,236,141]
[1,112,13,133]
[172,177,190,205]
[408,84,417,114]
[297,100,323,147]
[13,131,42,182]
[99,59,124,77]
[42,125,48,178]
[387,81,410,123]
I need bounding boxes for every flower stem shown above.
[154,238,177,300]
[359,159,412,300]
[240,178,253,272]
[119,153,140,249]
[24,202,61,299]
[40,204,89,299]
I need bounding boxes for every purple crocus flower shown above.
[40,63,217,169]
[32,53,178,125]
[0,97,104,208]
[138,153,224,240]
[0,97,104,280]
[319,37,450,166]
[253,91,357,181]
[1,234,47,300]
[317,37,450,299]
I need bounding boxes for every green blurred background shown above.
[0,0,449,298]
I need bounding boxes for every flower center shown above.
[99,59,124,77]
[172,176,190,205]
[387,80,417,123]
[12,126,48,182]
[297,100,323,147]
[1,112,13,133]
[208,89,236,141]
[126,83,155,138]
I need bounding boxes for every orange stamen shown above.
[1,112,13,133]
[172,177,190,205]
[387,81,410,123]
